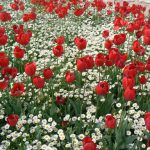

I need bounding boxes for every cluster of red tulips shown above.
[0,0,150,149]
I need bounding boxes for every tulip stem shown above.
[99,66,101,81]
[78,72,82,100]
[95,95,100,118]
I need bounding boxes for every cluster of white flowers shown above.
[0,103,148,149]
[0,104,5,120]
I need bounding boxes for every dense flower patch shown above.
[0,0,150,149]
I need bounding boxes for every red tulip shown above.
[1,67,18,80]
[52,45,64,57]
[12,24,24,34]
[22,14,30,22]
[105,114,116,129]
[25,62,36,76]
[10,1,25,11]
[144,112,150,121]
[23,12,36,22]
[144,36,150,45]
[43,68,53,79]
[0,52,9,68]
[104,39,112,49]
[137,46,146,56]
[113,34,126,45]
[102,30,109,38]
[82,136,99,150]
[92,0,106,11]
[139,75,147,84]
[0,5,3,11]
[56,96,66,105]
[7,114,19,127]
[104,55,113,66]
[82,136,92,145]
[0,34,8,45]
[95,81,109,95]
[107,10,112,15]
[32,76,45,89]
[123,1,129,6]
[65,71,75,83]
[0,11,11,22]
[54,36,65,45]
[144,28,150,45]
[147,140,150,147]
[132,21,141,31]
[115,53,128,69]
[108,48,119,63]
[95,53,105,66]
[61,121,69,127]
[56,7,68,18]
[134,61,145,72]
[76,57,87,72]
[144,112,150,131]
[132,40,141,53]
[74,37,87,50]
[113,16,127,28]
[84,55,94,69]
[11,83,25,96]
[123,64,137,78]
[0,80,8,90]
[29,12,37,20]
[10,3,19,11]
[83,142,97,150]
[76,55,94,72]
[144,29,150,37]
[131,40,146,56]
[13,46,25,59]
[107,2,113,6]
[74,8,85,16]
[45,3,55,13]
[136,31,143,39]
[84,1,90,9]
[19,2,25,11]
[122,77,135,89]
[123,88,136,101]
[0,26,5,34]
[15,31,32,45]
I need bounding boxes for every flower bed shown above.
[0,0,150,150]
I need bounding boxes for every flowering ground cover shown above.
[0,0,150,150]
